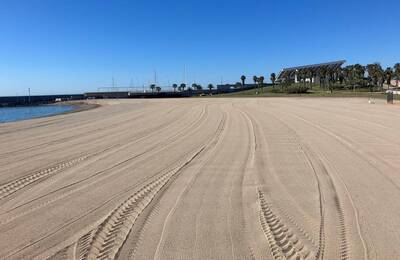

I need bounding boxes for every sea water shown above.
[0,105,77,123]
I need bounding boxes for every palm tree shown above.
[172,83,178,92]
[394,63,400,87]
[270,73,276,89]
[375,65,384,90]
[197,84,203,90]
[355,64,366,80]
[319,67,327,90]
[156,86,161,93]
[192,83,200,90]
[385,67,393,88]
[366,64,376,89]
[306,70,313,88]
[342,66,352,86]
[353,64,366,91]
[328,71,335,93]
[240,75,246,88]
[207,84,214,95]
[258,76,265,93]
[334,67,342,85]
[180,83,186,91]
[150,84,156,93]
[253,76,258,94]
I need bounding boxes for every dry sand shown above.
[0,97,399,259]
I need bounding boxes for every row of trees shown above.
[346,63,400,90]
[294,63,400,92]
[150,83,215,93]
[149,62,400,94]
[240,74,277,87]
[238,74,277,94]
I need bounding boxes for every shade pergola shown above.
[277,60,346,82]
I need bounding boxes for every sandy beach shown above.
[0,98,399,259]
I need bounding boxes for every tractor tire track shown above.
[0,106,203,204]
[0,104,148,149]
[46,110,227,260]
[263,108,351,260]
[258,189,314,260]
[238,105,320,258]
[0,154,90,201]
[152,109,228,260]
[285,111,400,192]
[278,111,371,259]
[0,105,209,225]
[83,148,204,260]
[0,106,179,162]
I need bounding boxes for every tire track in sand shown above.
[0,107,185,201]
[237,105,320,257]
[263,109,351,260]
[258,189,313,260]
[84,148,205,260]
[46,110,227,260]
[276,110,374,260]
[152,110,228,260]
[0,105,208,225]
[0,146,115,200]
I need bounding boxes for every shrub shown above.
[270,88,282,93]
[286,85,310,94]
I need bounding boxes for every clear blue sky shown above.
[1,0,399,96]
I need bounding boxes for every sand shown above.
[0,97,399,259]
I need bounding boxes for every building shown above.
[277,60,346,84]
[390,79,400,87]
[216,83,258,92]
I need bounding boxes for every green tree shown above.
[328,70,335,93]
[270,73,276,89]
[385,67,394,87]
[258,76,265,93]
[299,70,306,86]
[207,84,214,95]
[394,63,400,87]
[172,83,178,92]
[150,84,156,93]
[338,69,345,85]
[319,67,327,90]
[306,70,314,89]
[180,83,186,91]
[375,64,384,90]
[253,76,258,94]
[366,64,377,89]
[342,66,352,86]
[240,75,246,88]
[352,64,366,91]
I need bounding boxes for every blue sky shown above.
[1,0,399,96]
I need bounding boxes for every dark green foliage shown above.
[286,85,310,94]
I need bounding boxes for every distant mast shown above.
[183,65,187,86]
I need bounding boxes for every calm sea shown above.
[0,105,77,123]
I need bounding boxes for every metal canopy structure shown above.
[277,60,346,82]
